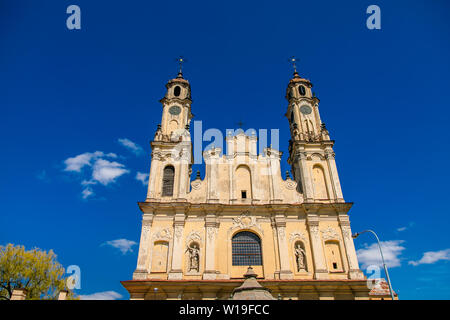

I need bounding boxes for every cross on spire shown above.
[175,56,186,77]
[289,56,298,73]
[237,120,244,128]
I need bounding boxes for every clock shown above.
[169,105,181,115]
[300,105,312,115]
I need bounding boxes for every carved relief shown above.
[207,226,218,241]
[231,211,263,235]
[174,225,183,242]
[289,231,307,243]
[321,226,340,241]
[277,227,286,240]
[152,227,173,242]
[185,230,202,247]
[137,223,151,266]
[191,179,202,190]
[341,225,352,239]
[284,179,297,190]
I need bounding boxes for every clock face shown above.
[169,105,181,115]
[300,105,312,115]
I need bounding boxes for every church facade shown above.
[121,66,371,300]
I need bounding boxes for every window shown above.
[174,86,181,97]
[162,165,175,196]
[241,190,247,199]
[298,85,306,96]
[325,240,343,272]
[232,231,262,266]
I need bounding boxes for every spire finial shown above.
[289,56,301,78]
[175,56,186,78]
[289,56,298,72]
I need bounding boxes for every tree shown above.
[0,243,78,300]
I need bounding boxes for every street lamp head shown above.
[352,232,360,239]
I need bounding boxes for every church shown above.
[121,62,373,300]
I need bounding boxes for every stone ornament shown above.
[152,227,173,242]
[191,179,202,190]
[231,211,263,235]
[185,230,202,247]
[284,179,297,190]
[321,226,340,241]
[289,231,307,243]
[207,226,218,241]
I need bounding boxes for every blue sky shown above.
[1,0,450,299]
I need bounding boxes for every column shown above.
[177,142,191,200]
[168,210,186,279]
[274,214,293,279]
[325,148,344,202]
[134,213,154,279]
[146,152,160,200]
[306,214,328,279]
[339,214,364,279]
[297,149,314,202]
[203,212,219,279]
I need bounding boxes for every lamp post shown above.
[352,230,395,300]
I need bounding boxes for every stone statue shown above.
[186,243,200,272]
[294,243,306,272]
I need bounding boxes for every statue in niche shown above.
[294,243,307,272]
[186,243,200,272]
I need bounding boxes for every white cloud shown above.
[63,151,128,198]
[135,172,149,186]
[63,151,105,172]
[103,239,137,254]
[80,291,122,300]
[409,249,450,266]
[118,138,144,156]
[357,240,406,269]
[396,222,414,232]
[92,159,129,185]
[81,187,94,199]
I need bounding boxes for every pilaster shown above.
[297,148,314,202]
[168,210,186,279]
[273,212,293,279]
[134,213,154,279]
[203,209,220,279]
[306,214,328,279]
[338,214,365,280]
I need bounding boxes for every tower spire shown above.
[289,56,300,79]
[176,56,186,78]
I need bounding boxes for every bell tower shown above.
[286,59,343,203]
[146,59,193,202]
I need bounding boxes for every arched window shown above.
[325,240,343,272]
[232,231,262,266]
[235,165,252,200]
[298,85,306,96]
[174,86,181,97]
[162,165,175,196]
